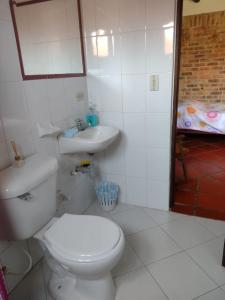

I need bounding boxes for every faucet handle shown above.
[75,118,87,131]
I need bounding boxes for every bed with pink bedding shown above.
[177,100,225,134]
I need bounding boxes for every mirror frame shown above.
[9,0,86,80]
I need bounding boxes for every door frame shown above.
[169,0,184,208]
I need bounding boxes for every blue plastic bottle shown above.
[85,104,98,127]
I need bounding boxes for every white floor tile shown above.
[9,264,46,300]
[127,226,181,265]
[112,242,143,277]
[221,285,225,292]
[194,217,225,237]
[144,208,183,225]
[161,218,215,249]
[149,252,216,300]
[115,267,167,300]
[186,236,225,286]
[111,208,157,235]
[195,288,225,300]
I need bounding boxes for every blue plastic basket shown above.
[95,181,119,211]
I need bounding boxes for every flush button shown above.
[18,193,33,201]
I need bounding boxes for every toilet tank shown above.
[0,154,58,240]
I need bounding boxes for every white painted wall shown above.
[183,0,225,16]
[0,0,94,297]
[82,0,175,211]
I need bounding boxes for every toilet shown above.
[0,154,125,300]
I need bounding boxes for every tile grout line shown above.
[185,250,221,287]
[143,265,170,300]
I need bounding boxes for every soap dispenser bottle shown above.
[85,103,98,127]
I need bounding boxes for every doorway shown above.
[171,0,225,220]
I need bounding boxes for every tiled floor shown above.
[174,134,225,220]
[84,202,225,300]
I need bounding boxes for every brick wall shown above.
[179,11,225,104]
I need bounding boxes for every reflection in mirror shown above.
[10,0,86,79]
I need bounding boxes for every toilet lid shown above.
[44,214,121,263]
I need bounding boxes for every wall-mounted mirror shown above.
[10,0,86,79]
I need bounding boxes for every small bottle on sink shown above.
[85,103,98,127]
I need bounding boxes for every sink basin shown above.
[58,126,120,154]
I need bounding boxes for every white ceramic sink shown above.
[58,126,120,154]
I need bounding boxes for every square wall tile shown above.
[23,80,50,123]
[81,0,96,37]
[97,75,122,112]
[123,113,146,148]
[147,29,174,73]
[147,180,170,210]
[96,0,120,35]
[63,77,88,118]
[121,31,146,74]
[0,82,31,141]
[0,141,10,169]
[147,148,170,181]
[84,37,100,75]
[0,21,22,82]
[122,74,147,113]
[0,0,11,22]
[99,112,123,130]
[125,147,147,178]
[147,73,172,113]
[46,79,69,122]
[147,0,175,29]
[119,0,146,32]
[101,139,125,175]
[146,113,171,148]
[126,178,147,206]
[86,75,100,106]
[97,34,121,75]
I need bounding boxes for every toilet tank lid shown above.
[0,154,58,199]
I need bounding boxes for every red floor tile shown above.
[176,179,198,192]
[174,134,225,220]
[175,190,196,205]
[172,204,194,215]
[212,171,225,182]
[195,207,225,221]
[199,177,225,195]
[198,193,225,211]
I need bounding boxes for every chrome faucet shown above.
[75,118,87,131]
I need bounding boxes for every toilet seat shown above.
[44,214,121,263]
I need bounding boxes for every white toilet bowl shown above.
[37,214,125,300]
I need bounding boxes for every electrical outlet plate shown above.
[150,75,159,91]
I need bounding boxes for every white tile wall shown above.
[0,0,176,298]
[82,0,175,210]
[0,0,94,297]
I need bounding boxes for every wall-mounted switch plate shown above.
[150,75,159,91]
